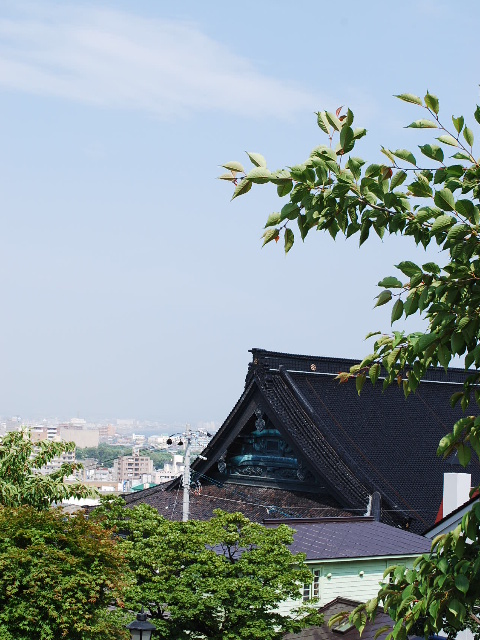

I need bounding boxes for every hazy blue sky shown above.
[0,0,478,423]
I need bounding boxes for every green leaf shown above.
[374,290,392,308]
[451,151,472,161]
[451,331,465,355]
[231,178,252,200]
[264,212,281,228]
[422,262,440,274]
[436,134,458,147]
[284,228,294,254]
[434,188,455,211]
[452,115,464,134]
[277,181,293,197]
[246,152,267,168]
[246,167,271,183]
[424,92,439,114]
[393,149,417,165]
[353,128,367,140]
[455,573,469,594]
[340,126,354,152]
[380,147,395,163]
[419,144,444,162]
[474,105,480,126]
[396,261,422,277]
[446,223,469,245]
[280,202,300,222]
[391,299,404,324]
[316,111,331,135]
[394,93,423,106]
[406,119,438,129]
[325,111,342,132]
[222,161,245,173]
[457,443,471,468]
[374,626,392,640]
[346,156,365,180]
[270,168,292,184]
[365,597,378,615]
[356,373,366,395]
[455,200,475,218]
[463,126,474,147]
[218,173,237,181]
[369,363,380,386]
[345,108,354,127]
[390,170,407,190]
[261,227,279,246]
[430,214,455,234]
[378,277,403,288]
[404,292,419,317]
[365,164,381,178]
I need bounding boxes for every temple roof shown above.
[126,348,480,533]
[124,482,352,522]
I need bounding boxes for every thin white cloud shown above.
[0,3,317,119]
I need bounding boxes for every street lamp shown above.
[126,609,156,640]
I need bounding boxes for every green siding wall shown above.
[278,557,416,617]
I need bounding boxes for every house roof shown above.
[284,597,444,640]
[124,482,352,522]
[284,597,393,640]
[423,492,479,538]
[125,348,479,534]
[264,517,431,560]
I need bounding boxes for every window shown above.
[303,569,320,601]
[332,620,355,634]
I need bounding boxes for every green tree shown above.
[0,505,130,639]
[76,443,172,470]
[0,430,95,509]
[94,499,323,640]
[221,93,480,638]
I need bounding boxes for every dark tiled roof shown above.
[284,597,394,640]
[125,348,479,535]
[123,482,352,523]
[241,349,480,533]
[265,517,431,560]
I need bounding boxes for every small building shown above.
[285,596,419,640]
[113,453,154,484]
[266,516,431,615]
[59,426,99,449]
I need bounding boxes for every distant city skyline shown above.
[0,414,218,432]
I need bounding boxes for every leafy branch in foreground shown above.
[0,429,96,509]
[221,91,480,463]
[222,91,480,638]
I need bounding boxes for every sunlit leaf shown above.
[406,119,438,129]
[394,93,423,106]
[246,152,267,168]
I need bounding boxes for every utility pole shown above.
[182,424,191,522]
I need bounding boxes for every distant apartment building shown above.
[148,435,170,447]
[154,455,184,483]
[113,453,154,484]
[29,425,59,442]
[59,426,99,449]
[99,424,116,443]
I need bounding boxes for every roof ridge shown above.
[263,516,374,524]
[250,347,470,383]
